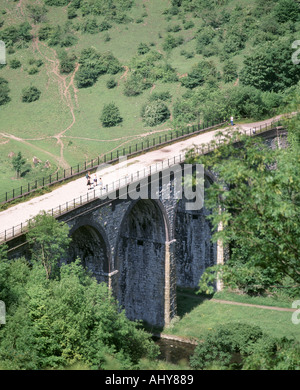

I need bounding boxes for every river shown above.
[154,337,197,366]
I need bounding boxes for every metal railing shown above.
[0,119,284,244]
[0,119,225,204]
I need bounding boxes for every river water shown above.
[154,337,197,366]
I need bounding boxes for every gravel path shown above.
[0,115,288,236]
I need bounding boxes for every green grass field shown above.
[164,290,300,343]
[0,0,264,195]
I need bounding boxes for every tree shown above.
[0,256,159,369]
[26,213,71,279]
[26,4,48,23]
[141,100,170,126]
[58,50,77,74]
[273,0,300,23]
[22,86,41,102]
[223,60,238,83]
[12,151,26,179]
[0,77,10,106]
[10,59,22,69]
[240,38,300,92]
[187,128,300,293]
[100,102,123,127]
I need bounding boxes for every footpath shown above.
[0,114,288,237]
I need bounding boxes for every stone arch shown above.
[68,221,110,284]
[115,199,169,327]
[174,170,217,288]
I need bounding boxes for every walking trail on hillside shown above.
[0,113,291,235]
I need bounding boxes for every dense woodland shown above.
[0,0,300,371]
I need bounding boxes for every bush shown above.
[10,59,21,69]
[181,66,205,89]
[106,78,117,89]
[190,323,265,370]
[274,0,300,23]
[81,18,99,34]
[59,51,77,74]
[149,91,172,102]
[76,48,122,88]
[0,257,159,369]
[223,60,238,83]
[22,86,41,103]
[137,43,150,55]
[28,66,39,75]
[99,20,112,31]
[100,102,123,127]
[183,20,194,30]
[123,73,151,96]
[0,77,10,106]
[0,22,32,47]
[141,100,170,126]
[67,6,77,19]
[162,34,184,51]
[26,4,47,23]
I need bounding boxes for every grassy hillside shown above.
[0,0,299,195]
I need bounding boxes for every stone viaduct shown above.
[4,127,287,328]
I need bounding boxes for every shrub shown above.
[21,86,41,103]
[223,60,238,83]
[0,77,10,106]
[59,51,77,74]
[100,102,123,127]
[99,20,112,31]
[123,73,152,96]
[190,323,265,370]
[137,43,150,55]
[0,257,159,369]
[28,66,39,75]
[76,48,122,88]
[181,66,205,89]
[183,20,194,30]
[10,59,21,69]
[162,34,184,51]
[38,25,53,41]
[141,100,170,126]
[0,22,32,47]
[149,91,172,102]
[274,0,300,23]
[44,0,69,5]
[26,4,47,23]
[81,18,99,34]
[106,78,117,89]
[67,6,77,19]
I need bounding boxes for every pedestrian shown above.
[230,116,234,126]
[93,174,98,187]
[87,171,91,190]
[99,177,103,189]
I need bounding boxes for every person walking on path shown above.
[86,171,92,190]
[93,174,98,187]
[230,116,234,126]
